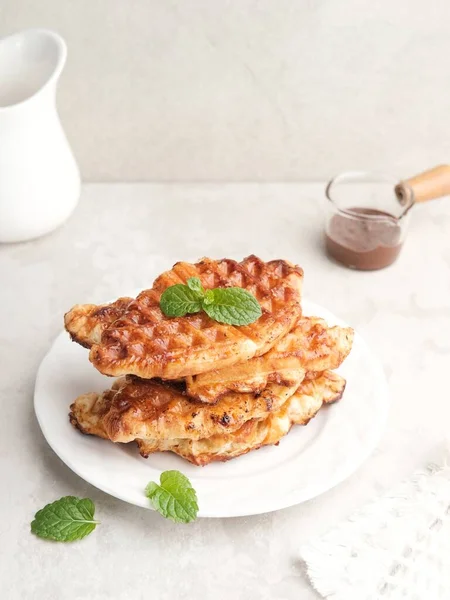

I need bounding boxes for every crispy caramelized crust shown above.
[69,371,305,443]
[64,256,303,379]
[69,316,353,444]
[186,317,354,402]
[71,372,345,466]
[137,372,345,465]
[64,298,134,349]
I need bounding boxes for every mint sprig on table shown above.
[31,471,198,541]
[160,277,262,326]
[31,496,99,542]
[145,470,199,523]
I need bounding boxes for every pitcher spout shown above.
[0,29,66,110]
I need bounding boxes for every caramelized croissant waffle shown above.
[67,256,354,466]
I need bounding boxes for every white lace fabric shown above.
[300,452,450,599]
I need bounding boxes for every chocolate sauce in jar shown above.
[325,207,403,270]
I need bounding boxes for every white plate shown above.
[34,298,388,518]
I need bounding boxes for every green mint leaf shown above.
[31,496,99,542]
[160,284,202,317]
[203,289,214,306]
[186,277,204,296]
[202,287,262,326]
[145,470,198,523]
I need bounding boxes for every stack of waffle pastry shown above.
[66,256,354,466]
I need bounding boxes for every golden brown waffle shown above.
[69,370,305,443]
[65,255,303,379]
[137,371,345,465]
[64,297,133,349]
[186,317,354,403]
[71,371,345,466]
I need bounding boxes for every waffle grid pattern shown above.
[88,256,303,378]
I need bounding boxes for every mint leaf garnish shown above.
[159,277,262,326]
[145,470,198,523]
[31,496,99,542]
[203,287,262,325]
[186,277,204,295]
[203,289,214,306]
[160,284,202,317]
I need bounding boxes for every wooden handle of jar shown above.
[395,164,450,205]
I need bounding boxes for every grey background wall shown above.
[1,0,449,182]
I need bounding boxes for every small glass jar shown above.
[324,171,413,270]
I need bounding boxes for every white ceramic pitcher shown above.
[0,29,80,242]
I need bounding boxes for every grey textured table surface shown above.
[1,184,450,600]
